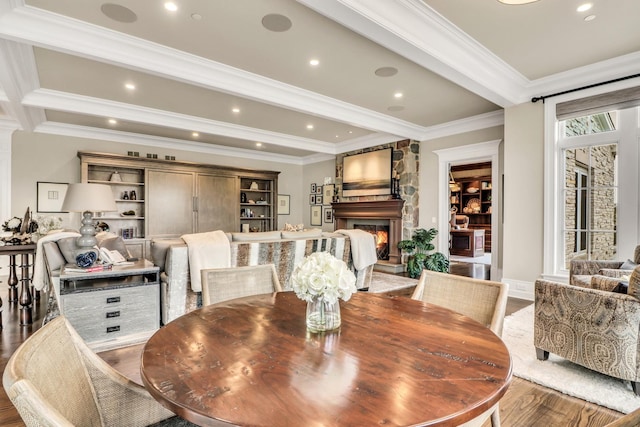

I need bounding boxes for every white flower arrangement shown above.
[2,217,22,233]
[291,252,357,305]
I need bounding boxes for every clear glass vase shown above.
[306,297,341,332]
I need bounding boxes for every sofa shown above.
[151,229,376,324]
[534,265,640,394]
[569,245,640,287]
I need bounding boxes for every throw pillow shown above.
[98,236,131,259]
[626,266,640,299]
[621,259,638,270]
[282,223,304,232]
[43,241,66,271]
[281,229,323,239]
[56,236,81,264]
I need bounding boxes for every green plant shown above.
[397,228,449,278]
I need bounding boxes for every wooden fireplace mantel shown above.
[332,200,404,265]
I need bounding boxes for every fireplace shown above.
[331,200,404,265]
[354,224,390,260]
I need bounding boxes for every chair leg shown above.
[490,405,501,427]
[536,348,549,361]
[632,381,640,396]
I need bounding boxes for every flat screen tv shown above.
[342,148,392,197]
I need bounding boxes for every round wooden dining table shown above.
[141,292,512,426]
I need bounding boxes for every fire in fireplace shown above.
[354,224,389,260]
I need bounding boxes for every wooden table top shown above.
[141,292,512,427]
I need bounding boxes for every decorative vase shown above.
[306,297,341,332]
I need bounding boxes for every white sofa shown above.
[151,230,376,324]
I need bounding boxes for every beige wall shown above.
[10,131,308,231]
[502,102,544,284]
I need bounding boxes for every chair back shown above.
[3,316,102,426]
[411,270,509,336]
[201,264,283,306]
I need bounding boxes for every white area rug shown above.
[503,304,640,414]
[367,271,417,293]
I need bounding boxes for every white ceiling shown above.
[0,0,638,164]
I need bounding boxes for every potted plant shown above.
[397,228,449,278]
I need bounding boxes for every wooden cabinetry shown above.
[79,152,279,243]
[450,177,492,253]
[239,177,275,232]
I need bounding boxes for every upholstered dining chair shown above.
[201,263,283,306]
[411,270,510,427]
[2,315,186,427]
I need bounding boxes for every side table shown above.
[58,260,160,351]
[0,244,37,326]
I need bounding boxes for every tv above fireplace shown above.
[342,148,392,197]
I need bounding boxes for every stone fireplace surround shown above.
[332,200,404,265]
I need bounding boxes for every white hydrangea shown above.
[291,252,357,305]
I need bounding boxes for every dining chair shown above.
[201,264,283,306]
[411,269,510,427]
[2,315,181,427]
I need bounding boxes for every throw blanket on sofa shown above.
[336,229,377,270]
[32,231,81,292]
[181,230,231,292]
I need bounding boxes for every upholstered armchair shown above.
[535,265,640,395]
[569,245,640,287]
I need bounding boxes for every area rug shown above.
[367,271,418,293]
[502,304,640,414]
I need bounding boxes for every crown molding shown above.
[0,38,44,130]
[0,117,19,131]
[336,133,404,154]
[420,110,504,142]
[24,89,339,154]
[0,3,429,140]
[36,122,309,165]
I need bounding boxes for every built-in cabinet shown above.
[450,177,492,252]
[79,152,279,258]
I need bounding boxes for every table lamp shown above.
[61,183,117,249]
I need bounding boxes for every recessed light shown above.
[497,0,539,4]
[191,13,202,20]
[232,107,240,113]
[306,124,314,130]
[108,119,117,125]
[164,2,178,12]
[577,3,592,12]
[125,83,135,90]
[348,130,353,134]
[394,92,403,98]
[256,142,262,147]
[192,132,199,137]
[309,59,319,66]
[584,14,596,21]
[335,135,339,138]
[374,67,398,77]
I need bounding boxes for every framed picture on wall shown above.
[37,181,69,213]
[316,185,323,194]
[323,207,333,223]
[310,194,316,204]
[310,205,322,226]
[322,184,334,205]
[310,183,317,193]
[315,195,323,205]
[277,194,290,215]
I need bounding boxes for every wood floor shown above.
[0,266,625,427]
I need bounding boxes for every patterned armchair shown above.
[569,245,640,287]
[534,265,640,395]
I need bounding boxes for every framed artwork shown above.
[322,184,334,205]
[310,205,322,226]
[37,182,69,213]
[315,195,323,205]
[316,185,322,194]
[323,207,333,223]
[277,194,290,215]
[310,194,316,204]
[310,183,317,193]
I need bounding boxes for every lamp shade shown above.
[61,183,117,213]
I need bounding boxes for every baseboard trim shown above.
[502,277,534,301]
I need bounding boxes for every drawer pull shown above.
[106,311,120,318]
[106,326,120,333]
[106,296,121,304]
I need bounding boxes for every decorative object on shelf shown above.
[109,171,122,182]
[61,183,117,250]
[250,181,259,190]
[397,228,449,279]
[2,216,22,233]
[121,210,136,216]
[291,252,357,332]
[129,190,136,200]
[466,187,479,193]
[96,222,110,232]
[240,192,247,203]
[467,198,481,213]
[75,251,97,268]
[122,191,129,200]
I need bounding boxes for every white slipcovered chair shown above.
[201,263,283,306]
